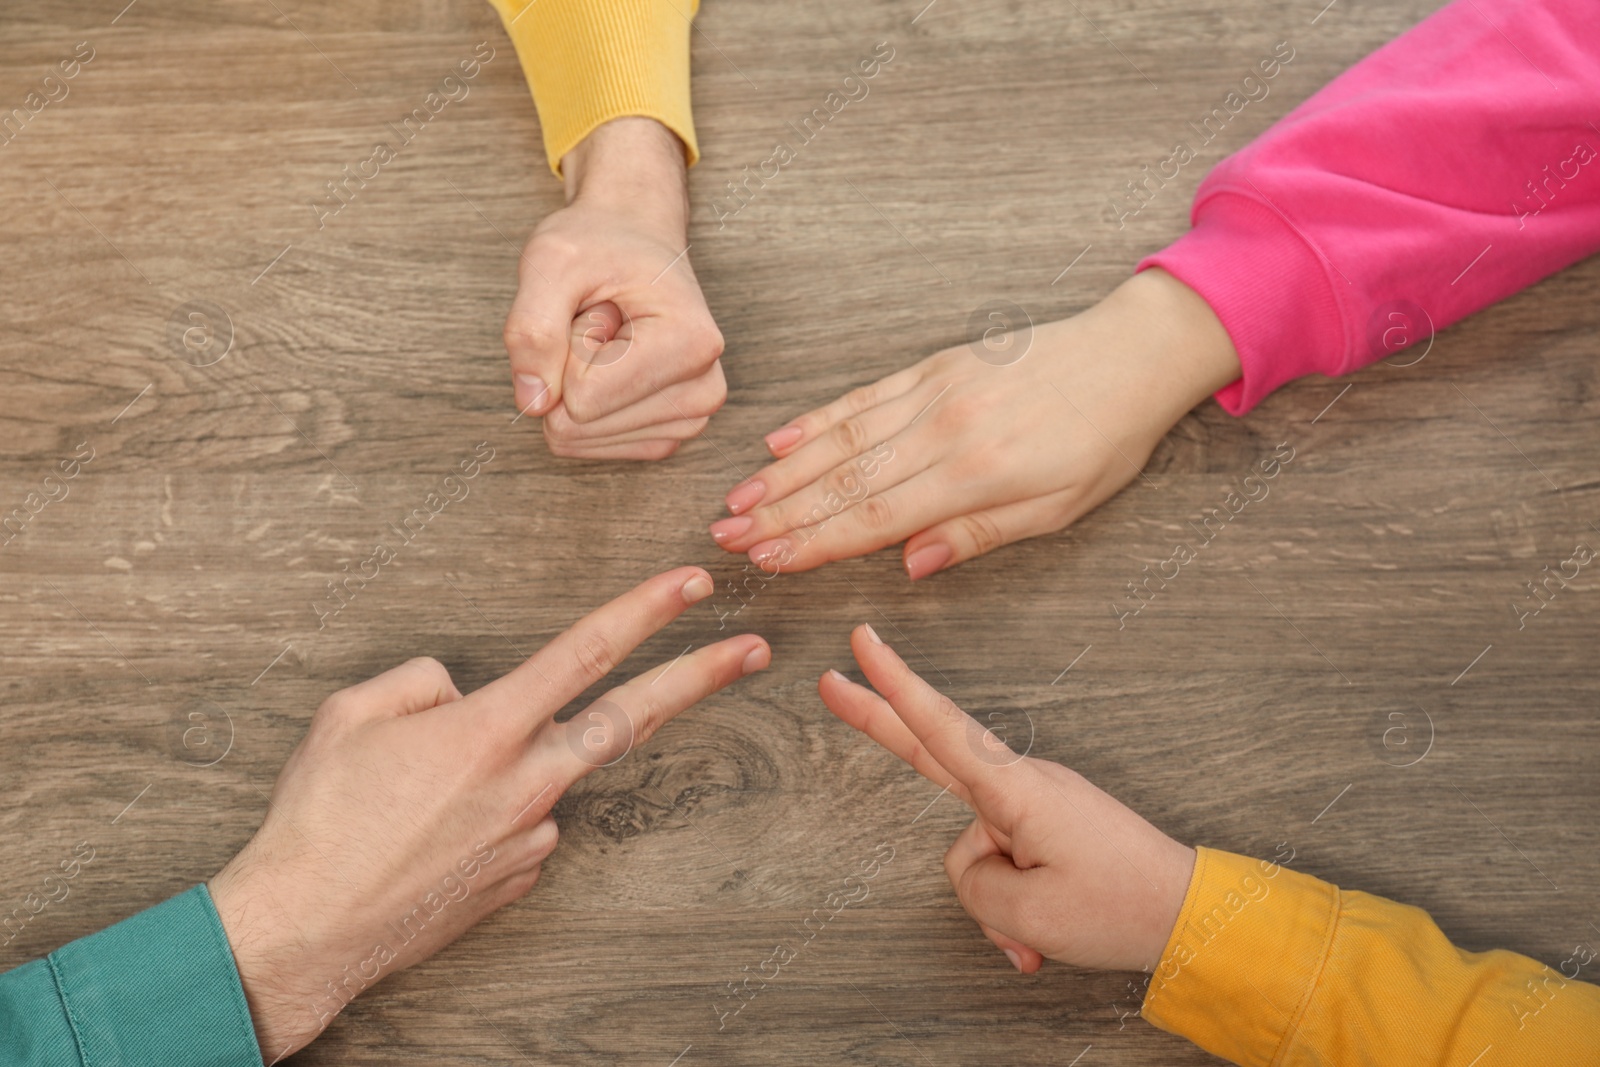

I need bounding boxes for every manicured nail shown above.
[681,572,714,603]
[904,543,953,581]
[741,644,771,676]
[764,425,803,454]
[1003,949,1023,972]
[710,515,754,544]
[861,623,882,645]
[748,539,793,567]
[515,374,549,414]
[724,478,767,515]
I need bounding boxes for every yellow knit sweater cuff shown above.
[487,0,700,176]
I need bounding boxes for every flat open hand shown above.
[819,624,1194,973]
[208,567,768,1061]
[712,269,1241,576]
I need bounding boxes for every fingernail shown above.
[681,572,714,604]
[904,543,953,581]
[741,644,771,676]
[861,623,882,645]
[1003,949,1023,972]
[764,425,803,454]
[515,374,549,414]
[749,539,793,568]
[724,478,767,515]
[710,515,754,544]
[827,668,850,683]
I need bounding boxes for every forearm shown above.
[1143,848,1600,1066]
[1142,0,1600,414]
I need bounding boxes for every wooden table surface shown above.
[2,1,1595,1063]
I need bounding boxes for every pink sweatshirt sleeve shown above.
[1139,0,1600,415]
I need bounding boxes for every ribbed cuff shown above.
[491,0,700,175]
[48,885,263,1067]
[1141,847,1340,1067]
[1138,187,1349,416]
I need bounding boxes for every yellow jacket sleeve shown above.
[486,0,699,175]
[1143,847,1600,1066]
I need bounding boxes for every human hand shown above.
[711,269,1241,575]
[819,624,1194,973]
[208,567,769,1061]
[504,117,726,460]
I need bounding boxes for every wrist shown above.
[210,854,323,1060]
[1096,268,1241,424]
[1141,842,1199,971]
[561,117,689,237]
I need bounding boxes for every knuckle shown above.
[562,386,609,426]
[942,840,969,884]
[575,630,620,683]
[543,418,584,449]
[629,695,666,745]
[696,320,726,362]
[315,688,358,723]
[957,865,991,916]
[504,315,567,357]
[859,494,895,532]
[543,431,583,458]
[934,391,981,429]
[821,462,859,501]
[842,381,880,415]
[905,740,927,772]
[958,512,1006,556]
[525,816,561,857]
[527,230,580,265]
[1046,494,1082,529]
[405,655,448,681]
[404,656,456,701]
[829,416,869,457]
[700,377,729,417]
[506,867,543,898]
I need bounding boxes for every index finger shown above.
[847,624,1024,812]
[469,566,716,732]
[818,666,974,808]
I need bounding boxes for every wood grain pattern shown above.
[2,0,1596,1063]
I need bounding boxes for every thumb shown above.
[504,271,591,417]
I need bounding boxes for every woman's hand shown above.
[505,117,726,460]
[819,624,1194,973]
[208,567,769,1061]
[711,269,1241,576]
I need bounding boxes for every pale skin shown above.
[208,567,769,1061]
[504,117,726,460]
[819,623,1196,972]
[711,268,1244,577]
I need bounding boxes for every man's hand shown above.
[505,117,725,460]
[820,624,1195,973]
[711,269,1242,575]
[208,567,769,1061]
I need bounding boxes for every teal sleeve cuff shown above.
[1,884,264,1066]
[0,958,79,1066]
